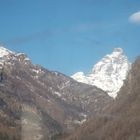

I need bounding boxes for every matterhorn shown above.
[72,48,130,98]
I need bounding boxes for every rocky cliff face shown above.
[0,46,112,140]
[72,48,130,98]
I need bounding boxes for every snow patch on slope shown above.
[0,46,14,68]
[0,46,14,58]
[0,46,31,68]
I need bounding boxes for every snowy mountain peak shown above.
[113,48,123,53]
[0,46,30,68]
[72,48,130,98]
[0,46,14,58]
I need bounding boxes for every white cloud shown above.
[129,11,140,24]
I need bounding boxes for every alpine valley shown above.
[0,46,139,140]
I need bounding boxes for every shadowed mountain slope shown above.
[0,47,112,140]
[64,57,140,140]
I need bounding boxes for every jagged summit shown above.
[113,47,123,53]
[0,46,14,57]
[72,48,130,98]
[0,46,30,69]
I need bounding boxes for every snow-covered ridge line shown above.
[0,46,14,57]
[0,46,31,68]
[0,46,30,58]
[72,48,130,98]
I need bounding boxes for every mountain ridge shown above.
[0,46,112,140]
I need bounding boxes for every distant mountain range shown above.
[72,48,130,98]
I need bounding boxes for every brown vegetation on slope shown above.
[0,52,112,140]
[63,57,140,140]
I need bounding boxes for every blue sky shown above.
[0,0,140,75]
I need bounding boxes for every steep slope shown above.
[64,56,140,140]
[0,46,112,140]
[72,48,130,98]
